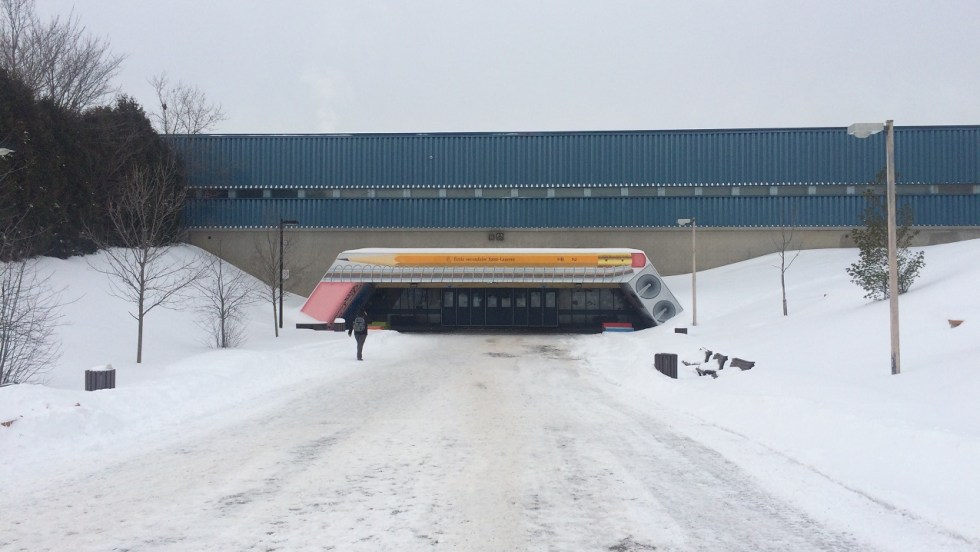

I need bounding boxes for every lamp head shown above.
[0,148,14,158]
[677,218,692,226]
[847,123,885,139]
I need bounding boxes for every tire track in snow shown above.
[502,337,864,551]
[0,333,936,551]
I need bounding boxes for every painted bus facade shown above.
[299,248,682,332]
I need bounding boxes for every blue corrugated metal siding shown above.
[168,127,980,189]
[183,195,980,229]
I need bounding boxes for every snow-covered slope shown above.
[571,240,980,541]
[1,241,978,548]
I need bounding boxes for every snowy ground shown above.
[1,241,978,551]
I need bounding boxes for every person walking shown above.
[347,309,369,360]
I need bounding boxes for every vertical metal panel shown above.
[183,195,980,229]
[168,127,980,190]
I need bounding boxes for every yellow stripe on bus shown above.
[344,253,633,267]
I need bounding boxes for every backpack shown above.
[353,316,366,333]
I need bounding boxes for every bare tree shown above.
[0,144,63,384]
[0,0,124,111]
[150,72,226,134]
[0,142,15,201]
[250,226,308,337]
[0,257,63,384]
[87,161,200,363]
[193,245,259,349]
[0,146,33,261]
[772,213,802,316]
[252,230,284,337]
[0,0,38,91]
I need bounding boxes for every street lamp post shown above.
[278,218,299,330]
[847,120,900,375]
[677,218,697,326]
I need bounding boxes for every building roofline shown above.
[167,124,980,139]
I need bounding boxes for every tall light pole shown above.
[278,218,299,330]
[677,217,697,326]
[847,120,900,375]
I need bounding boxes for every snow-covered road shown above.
[0,334,947,550]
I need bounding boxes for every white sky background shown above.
[35,0,980,133]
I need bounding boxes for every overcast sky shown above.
[35,0,980,134]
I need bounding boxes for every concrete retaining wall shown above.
[186,227,980,297]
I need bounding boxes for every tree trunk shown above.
[137,312,144,363]
[137,260,146,363]
[781,266,788,316]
